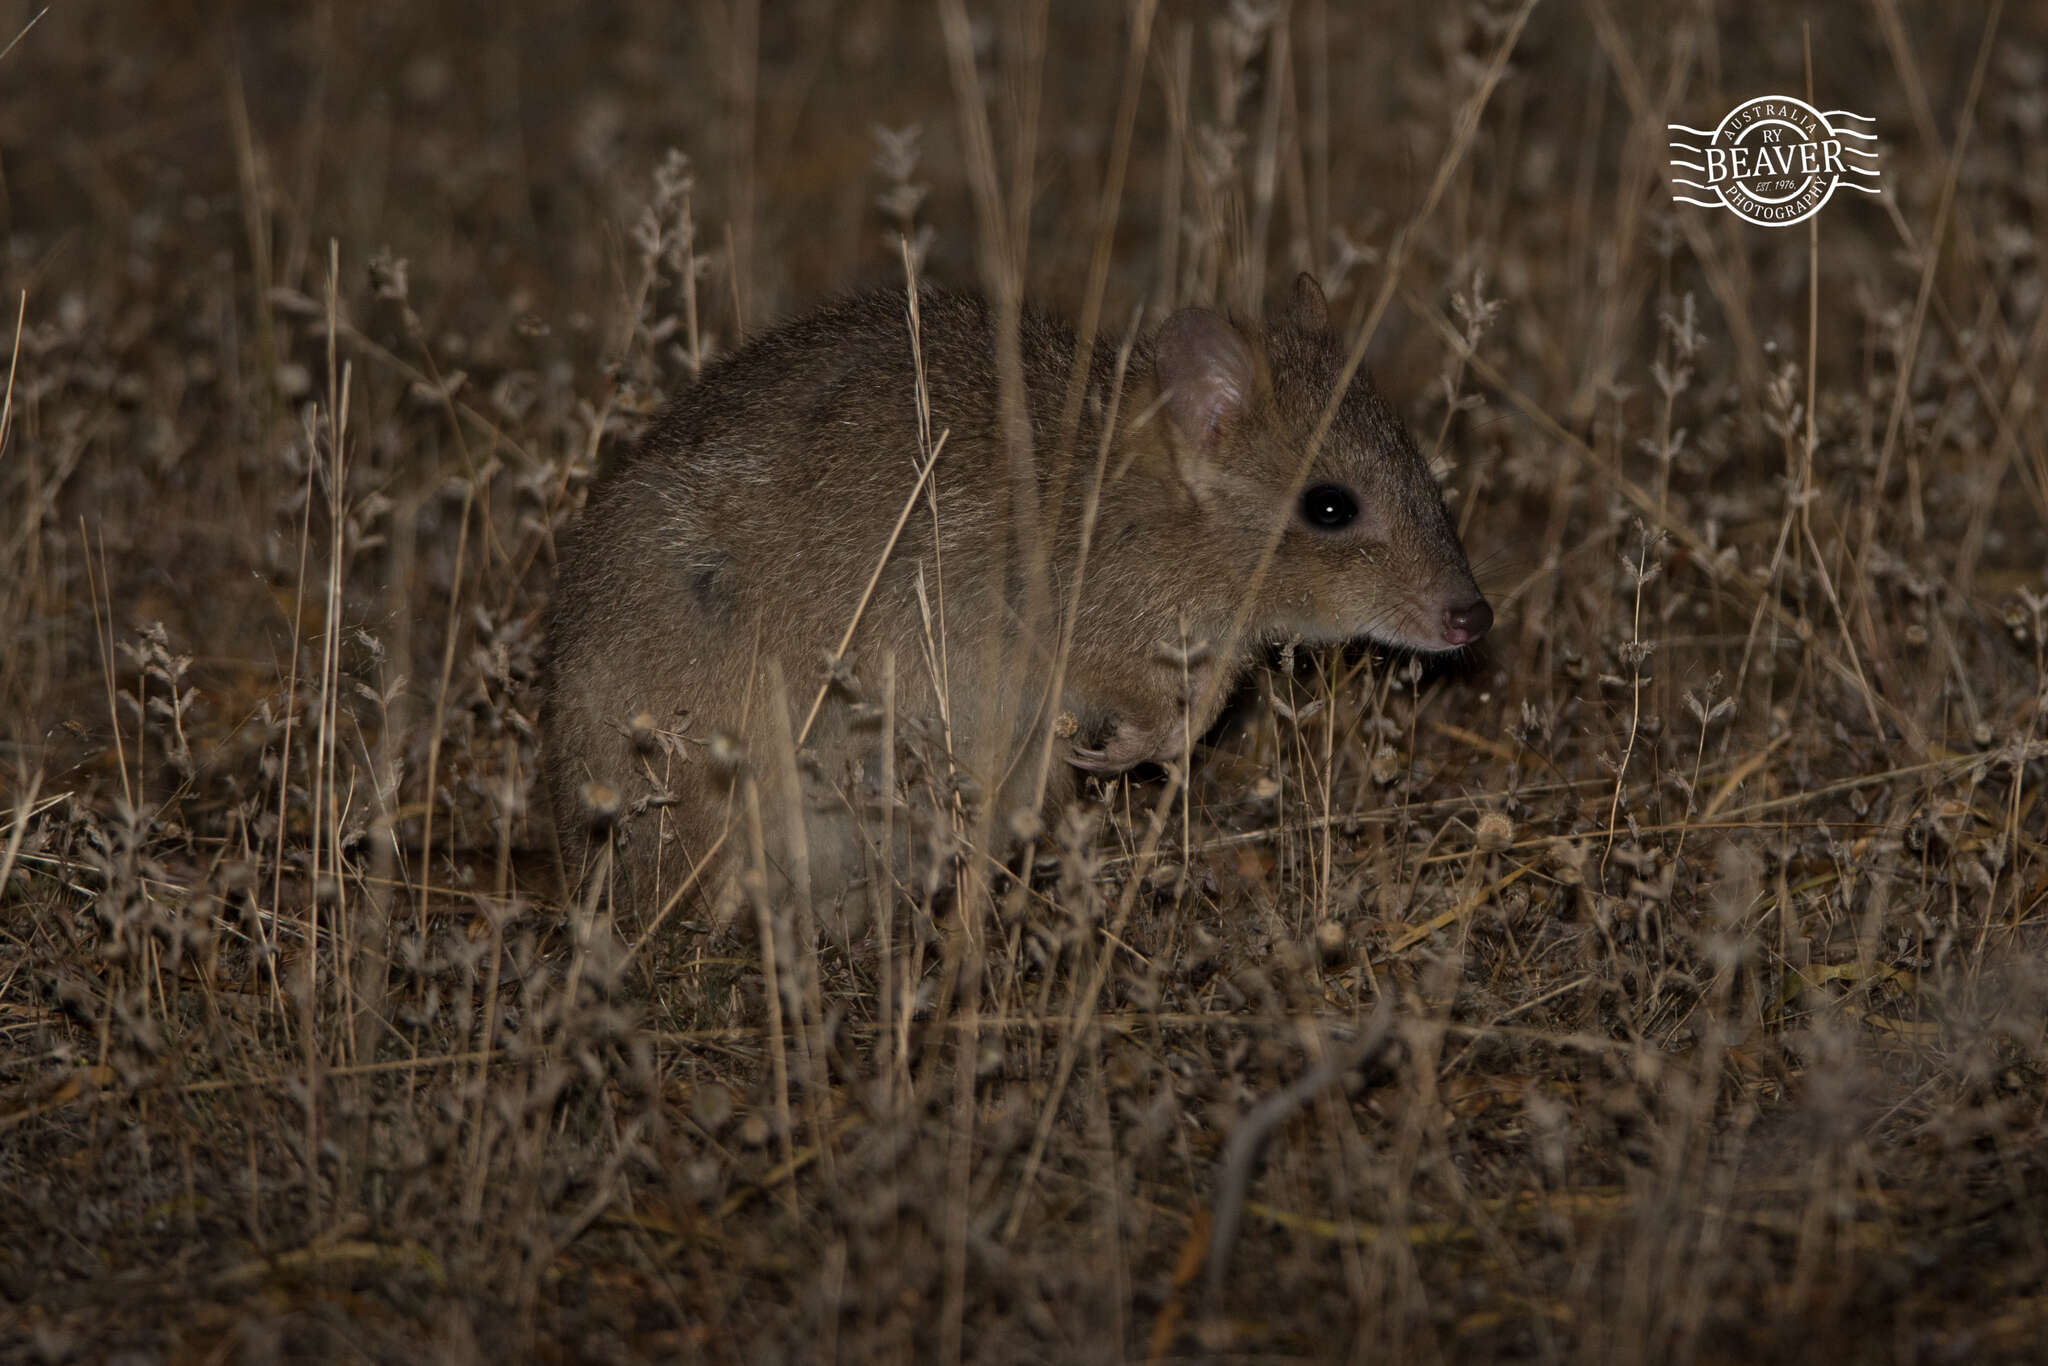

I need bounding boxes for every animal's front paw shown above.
[1068,712,1190,775]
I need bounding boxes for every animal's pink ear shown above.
[1287,272,1328,331]
[1154,308,1255,446]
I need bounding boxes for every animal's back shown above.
[542,288,1086,918]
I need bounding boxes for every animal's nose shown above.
[1443,598,1493,646]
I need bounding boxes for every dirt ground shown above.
[3,1,2046,1361]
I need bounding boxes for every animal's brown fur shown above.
[541,277,1488,923]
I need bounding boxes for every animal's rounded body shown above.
[541,280,1489,923]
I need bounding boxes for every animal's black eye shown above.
[1299,483,1360,529]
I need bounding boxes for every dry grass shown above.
[3,1,2047,1362]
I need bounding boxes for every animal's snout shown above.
[1442,598,1493,647]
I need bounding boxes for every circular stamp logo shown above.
[1668,96,1879,227]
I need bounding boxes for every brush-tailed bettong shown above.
[541,274,1491,920]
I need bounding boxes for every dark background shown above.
[3,2,2045,1361]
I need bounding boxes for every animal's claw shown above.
[1069,745,1118,775]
